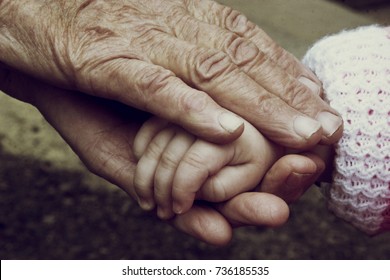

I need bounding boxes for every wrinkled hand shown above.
[132,116,283,219]
[0,64,289,245]
[0,0,342,148]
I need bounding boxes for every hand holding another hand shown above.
[0,0,337,245]
[1,64,293,245]
[0,0,342,147]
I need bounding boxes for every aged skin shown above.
[0,0,342,148]
[0,62,302,245]
[0,0,338,245]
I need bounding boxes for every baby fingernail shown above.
[138,198,155,211]
[218,112,244,133]
[316,111,343,137]
[173,203,183,215]
[157,207,173,220]
[294,116,321,140]
[299,76,320,95]
[157,207,165,219]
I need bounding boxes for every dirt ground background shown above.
[1,0,390,259]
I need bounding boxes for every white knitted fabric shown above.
[302,26,390,235]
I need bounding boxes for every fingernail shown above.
[218,112,244,133]
[138,198,155,211]
[293,116,321,140]
[157,207,174,220]
[173,202,183,215]
[157,207,164,219]
[299,76,320,95]
[316,111,343,137]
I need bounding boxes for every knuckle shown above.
[280,78,299,102]
[166,8,198,37]
[256,94,281,117]
[62,28,118,81]
[223,8,255,37]
[193,49,235,82]
[270,47,296,71]
[253,49,271,68]
[224,35,260,68]
[164,3,186,23]
[177,90,208,114]
[138,66,175,94]
[135,24,170,49]
[136,67,177,110]
[282,80,315,109]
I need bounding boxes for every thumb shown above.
[259,153,325,203]
[171,205,233,246]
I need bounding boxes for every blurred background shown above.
[1,0,389,259]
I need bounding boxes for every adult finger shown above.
[259,153,325,203]
[216,192,290,228]
[173,192,290,245]
[187,0,318,81]
[171,205,233,246]
[80,58,245,144]
[170,12,336,119]
[185,0,343,144]
[143,33,323,148]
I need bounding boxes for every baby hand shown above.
[133,117,282,219]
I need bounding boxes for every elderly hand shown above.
[259,153,325,204]
[0,0,342,148]
[0,63,289,245]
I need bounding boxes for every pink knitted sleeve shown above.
[302,26,390,235]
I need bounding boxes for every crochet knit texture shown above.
[302,26,390,235]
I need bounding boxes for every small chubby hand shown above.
[133,116,282,219]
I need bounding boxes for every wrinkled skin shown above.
[0,0,333,245]
[0,0,342,148]
[0,63,324,245]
